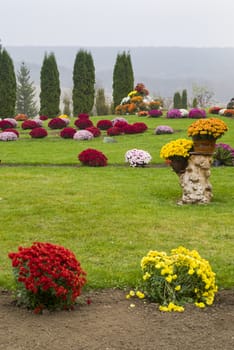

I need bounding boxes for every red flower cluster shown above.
[135,83,149,96]
[29,127,48,138]
[8,242,87,312]
[96,119,113,130]
[114,120,128,131]
[75,118,93,129]
[22,120,38,130]
[107,126,121,136]
[48,118,67,129]
[0,119,15,130]
[60,127,77,138]
[86,126,101,137]
[78,148,108,166]
[77,113,89,119]
[39,115,48,121]
[132,122,148,133]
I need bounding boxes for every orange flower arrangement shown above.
[187,117,228,140]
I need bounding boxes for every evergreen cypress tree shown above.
[0,48,16,117]
[181,89,188,109]
[173,91,182,109]
[72,50,95,116]
[112,51,134,108]
[39,53,61,118]
[95,88,109,115]
[16,62,38,116]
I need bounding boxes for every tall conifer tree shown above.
[0,48,16,117]
[16,62,38,116]
[72,50,95,116]
[39,53,60,118]
[112,51,134,108]
[181,89,188,109]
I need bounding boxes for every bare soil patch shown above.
[0,288,234,350]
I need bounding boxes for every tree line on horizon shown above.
[0,45,135,118]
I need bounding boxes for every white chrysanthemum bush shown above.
[126,246,218,312]
[125,149,152,167]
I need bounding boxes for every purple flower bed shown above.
[148,109,163,118]
[166,109,182,119]
[188,108,206,118]
[155,125,174,135]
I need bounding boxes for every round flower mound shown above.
[122,124,137,134]
[4,128,20,137]
[29,127,48,138]
[48,118,67,130]
[0,119,15,130]
[8,242,87,313]
[96,119,113,130]
[4,118,18,128]
[166,109,183,119]
[125,149,152,167]
[15,113,28,121]
[160,139,193,160]
[111,117,128,126]
[78,148,108,166]
[113,120,129,131]
[188,108,206,119]
[208,106,222,115]
[138,111,149,117]
[179,109,189,117]
[0,131,18,141]
[107,126,121,136]
[22,120,38,130]
[33,117,43,127]
[73,130,93,141]
[223,109,234,117]
[132,122,148,133]
[77,113,89,120]
[148,109,163,118]
[39,115,48,121]
[187,118,228,140]
[75,118,93,129]
[60,127,77,139]
[155,125,174,135]
[85,126,101,137]
[127,246,218,312]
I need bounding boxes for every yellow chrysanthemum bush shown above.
[160,138,194,160]
[187,117,228,140]
[127,246,218,312]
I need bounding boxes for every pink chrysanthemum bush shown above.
[73,130,93,141]
[4,128,20,137]
[8,242,87,313]
[0,131,18,141]
[126,246,218,312]
[78,148,108,167]
[29,127,48,138]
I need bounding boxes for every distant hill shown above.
[6,46,234,104]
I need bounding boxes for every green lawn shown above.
[0,114,234,291]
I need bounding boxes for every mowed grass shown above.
[0,114,234,290]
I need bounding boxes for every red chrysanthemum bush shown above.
[0,119,15,130]
[77,113,89,120]
[22,120,38,130]
[113,120,129,131]
[29,127,48,138]
[122,124,137,134]
[132,122,148,133]
[48,118,67,129]
[107,126,122,136]
[8,242,87,313]
[60,127,77,139]
[96,119,113,130]
[39,115,49,121]
[4,128,20,137]
[74,118,93,129]
[78,148,108,167]
[85,126,101,137]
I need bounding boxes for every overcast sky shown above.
[1,0,234,47]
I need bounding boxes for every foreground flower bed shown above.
[127,246,218,312]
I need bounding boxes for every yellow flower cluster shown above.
[160,139,194,160]
[187,117,228,139]
[128,90,138,97]
[58,114,69,119]
[139,246,218,312]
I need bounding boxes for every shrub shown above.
[74,118,93,129]
[188,108,206,119]
[48,118,67,129]
[107,126,122,136]
[125,149,152,167]
[122,124,137,134]
[113,120,129,131]
[166,109,182,119]
[148,109,163,118]
[4,128,20,137]
[155,125,174,135]
[60,127,77,139]
[132,122,148,133]
[213,143,234,166]
[22,120,38,130]
[39,115,48,121]
[0,119,15,130]
[8,242,87,313]
[29,127,48,138]
[78,148,108,166]
[85,126,101,137]
[4,118,18,127]
[0,131,18,141]
[15,113,28,121]
[73,130,93,141]
[96,119,113,130]
[127,246,218,312]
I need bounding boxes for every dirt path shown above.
[0,289,234,350]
